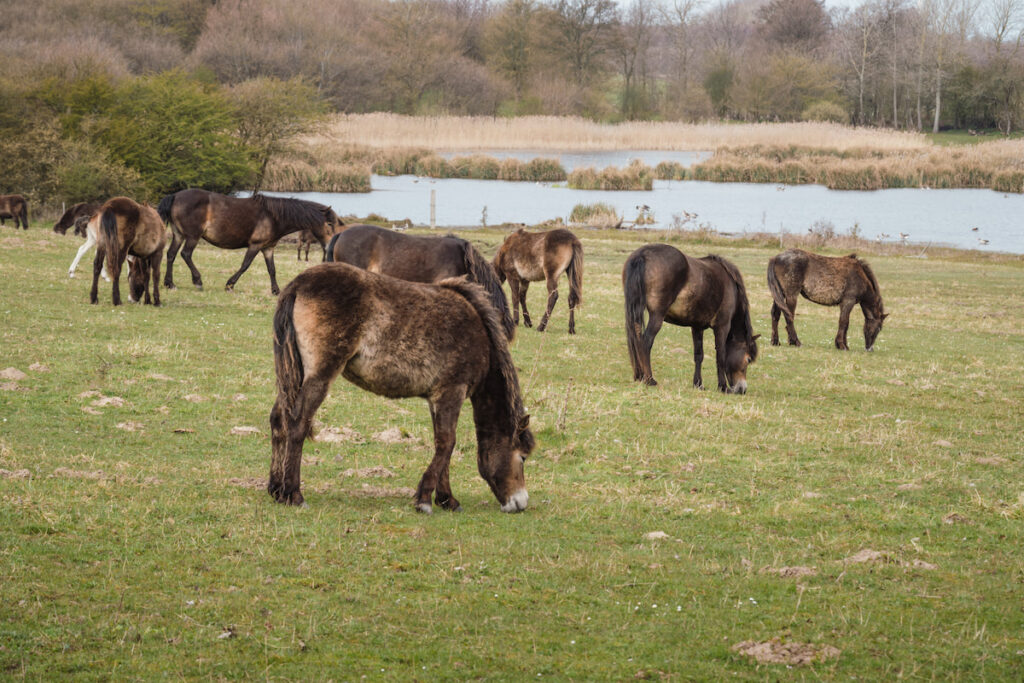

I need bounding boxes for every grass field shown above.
[1,224,1023,679]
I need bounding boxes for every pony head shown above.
[127,255,148,303]
[478,414,533,513]
[864,310,888,351]
[724,334,759,394]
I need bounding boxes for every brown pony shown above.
[157,190,331,295]
[0,194,28,230]
[492,228,583,334]
[53,202,101,236]
[89,197,166,307]
[767,249,888,351]
[326,224,515,340]
[297,210,345,261]
[623,244,759,393]
[269,262,534,513]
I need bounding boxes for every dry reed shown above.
[569,160,653,191]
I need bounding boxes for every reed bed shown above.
[311,113,930,152]
[569,202,621,228]
[262,157,371,193]
[568,160,654,191]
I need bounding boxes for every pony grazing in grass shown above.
[492,228,583,334]
[89,197,166,307]
[767,249,888,351]
[0,194,28,230]
[326,224,514,340]
[269,263,534,513]
[623,244,759,393]
[157,190,331,295]
[53,202,101,236]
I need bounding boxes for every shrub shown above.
[802,100,849,124]
[654,161,686,180]
[569,202,620,228]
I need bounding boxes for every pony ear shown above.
[518,414,530,430]
[751,334,761,341]
[881,313,889,320]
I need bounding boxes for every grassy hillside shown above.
[1,225,1022,679]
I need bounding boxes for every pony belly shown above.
[342,352,446,400]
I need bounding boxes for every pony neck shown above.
[860,289,884,319]
[469,368,519,450]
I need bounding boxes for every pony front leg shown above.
[691,327,705,389]
[417,392,463,513]
[69,232,109,281]
[536,276,559,332]
[507,276,522,326]
[713,326,730,392]
[835,300,856,350]
[262,246,280,295]
[225,245,261,292]
[518,280,532,327]
[784,297,801,346]
[163,232,182,289]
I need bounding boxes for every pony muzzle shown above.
[501,488,529,513]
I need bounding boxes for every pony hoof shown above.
[194,284,203,291]
[789,340,801,347]
[68,272,75,279]
[770,339,780,346]
[642,377,657,387]
[416,502,433,514]
[165,283,177,290]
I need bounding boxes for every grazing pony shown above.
[767,249,887,351]
[326,224,515,340]
[623,244,759,393]
[89,197,166,307]
[0,194,28,230]
[297,210,345,261]
[269,263,534,513]
[157,190,331,295]
[492,228,583,334]
[53,202,101,236]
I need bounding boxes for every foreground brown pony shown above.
[270,263,534,513]
[0,194,28,230]
[326,224,515,340]
[492,228,583,334]
[623,244,759,393]
[767,249,888,350]
[297,210,345,261]
[89,197,166,306]
[53,201,101,236]
[157,189,331,295]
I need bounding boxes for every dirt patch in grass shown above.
[1,367,27,381]
[373,427,418,444]
[762,566,818,578]
[733,638,840,665]
[0,468,31,479]
[842,549,938,570]
[341,466,396,478]
[350,484,416,498]
[116,421,145,432]
[51,468,107,480]
[183,394,205,403]
[227,477,266,489]
[28,363,49,372]
[317,426,365,444]
[943,512,969,524]
[1,382,26,392]
[230,426,261,436]
[974,456,1007,465]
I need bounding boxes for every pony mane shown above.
[857,258,885,313]
[704,254,758,360]
[438,277,533,452]
[252,193,328,232]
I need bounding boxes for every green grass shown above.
[1,225,1023,679]
[927,129,1024,146]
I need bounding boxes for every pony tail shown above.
[324,231,344,262]
[273,289,304,417]
[623,251,648,374]
[766,257,793,317]
[156,192,176,225]
[100,207,121,276]
[567,241,583,309]
[18,200,28,228]
[462,241,516,342]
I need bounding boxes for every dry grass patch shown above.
[733,638,841,665]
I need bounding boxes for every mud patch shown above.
[843,549,892,564]
[0,469,31,479]
[732,638,840,665]
[232,393,247,402]
[373,427,419,444]
[933,439,954,448]
[0,368,27,381]
[230,426,261,436]
[802,491,823,499]
[351,484,416,498]
[316,426,365,444]
[644,531,671,540]
[341,466,396,478]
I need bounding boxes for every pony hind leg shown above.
[180,237,203,289]
[417,390,465,513]
[691,327,705,389]
[784,297,801,346]
[270,374,331,506]
[163,232,183,289]
[535,274,559,332]
[638,310,666,386]
[262,246,280,296]
[518,279,532,327]
[225,245,261,292]
[835,300,856,350]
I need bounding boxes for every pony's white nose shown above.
[501,488,529,513]
[730,379,748,395]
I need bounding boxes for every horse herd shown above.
[26,189,887,514]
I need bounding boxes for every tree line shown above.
[1,0,1021,204]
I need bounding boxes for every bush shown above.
[569,160,653,191]
[801,101,849,124]
[569,202,620,228]
[654,161,686,180]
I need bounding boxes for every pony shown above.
[767,249,888,351]
[623,244,759,393]
[156,190,331,295]
[492,228,583,334]
[67,209,111,282]
[269,262,534,513]
[0,194,28,230]
[297,210,345,261]
[53,202,101,236]
[89,197,167,307]
[326,224,515,340]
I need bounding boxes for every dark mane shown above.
[252,193,328,232]
[439,277,533,452]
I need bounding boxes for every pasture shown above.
[1,226,1022,679]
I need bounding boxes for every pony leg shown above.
[770,303,782,346]
[89,246,105,304]
[262,247,280,296]
[108,254,123,307]
[639,311,665,386]
[163,232,182,289]
[691,327,705,389]
[180,237,203,289]
[568,299,576,335]
[270,375,331,506]
[535,275,559,332]
[835,300,855,350]
[519,280,532,327]
[69,234,94,278]
[417,390,464,513]
[507,276,522,326]
[713,326,730,392]
[784,297,801,346]
[224,245,261,292]
[150,251,162,307]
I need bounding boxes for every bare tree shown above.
[617,0,657,118]
[550,0,620,87]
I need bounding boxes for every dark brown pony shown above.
[0,194,28,230]
[767,249,888,351]
[53,202,101,236]
[623,244,759,393]
[89,197,166,307]
[269,262,534,513]
[297,210,345,261]
[492,228,583,334]
[157,190,331,295]
[326,224,515,340]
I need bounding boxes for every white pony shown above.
[68,213,110,282]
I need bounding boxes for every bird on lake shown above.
[978,238,989,245]
[899,232,910,242]
[971,227,979,232]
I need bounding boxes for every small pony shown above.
[326,224,515,340]
[767,249,887,350]
[492,228,583,334]
[0,194,29,230]
[89,197,167,306]
[269,262,534,513]
[623,244,759,393]
[297,211,345,261]
[53,202,101,236]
